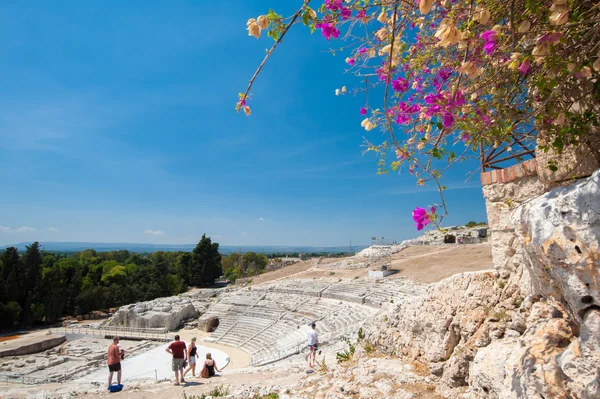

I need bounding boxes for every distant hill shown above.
[0,242,368,255]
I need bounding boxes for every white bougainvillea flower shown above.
[417,142,425,150]
[435,20,461,47]
[473,6,491,25]
[257,15,269,30]
[549,10,569,25]
[361,118,375,131]
[335,89,340,96]
[518,20,531,33]
[459,61,479,78]
[378,8,387,23]
[553,113,565,126]
[247,21,261,39]
[507,52,522,69]
[576,66,592,78]
[419,0,434,15]
[375,28,388,41]
[243,106,251,116]
[341,86,347,93]
[246,18,256,26]
[417,178,425,186]
[532,44,549,64]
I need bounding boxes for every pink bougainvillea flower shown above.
[518,59,531,75]
[359,47,367,54]
[412,206,436,231]
[340,7,351,20]
[538,32,562,44]
[412,207,428,230]
[359,107,367,115]
[461,133,471,142]
[392,77,409,92]
[480,30,498,42]
[346,57,356,66]
[396,114,411,124]
[442,112,455,128]
[324,0,343,11]
[483,41,497,54]
[480,30,498,55]
[316,22,340,41]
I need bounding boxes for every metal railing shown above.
[50,326,173,342]
[0,373,65,385]
[249,338,307,367]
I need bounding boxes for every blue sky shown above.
[0,0,487,247]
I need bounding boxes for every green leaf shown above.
[302,11,309,26]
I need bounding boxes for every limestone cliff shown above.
[365,169,599,398]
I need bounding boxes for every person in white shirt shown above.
[305,323,318,368]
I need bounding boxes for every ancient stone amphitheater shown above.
[196,277,426,365]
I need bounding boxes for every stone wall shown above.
[0,335,66,358]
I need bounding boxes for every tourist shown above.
[200,352,221,378]
[165,334,187,385]
[107,336,124,390]
[183,337,199,378]
[305,323,318,368]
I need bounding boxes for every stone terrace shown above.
[198,277,426,364]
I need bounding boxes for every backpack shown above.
[108,383,123,393]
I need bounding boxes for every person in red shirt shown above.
[165,335,187,385]
[107,336,124,389]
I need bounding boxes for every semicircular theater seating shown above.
[198,277,426,365]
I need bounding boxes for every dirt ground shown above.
[389,243,493,283]
[254,244,493,284]
[249,259,316,285]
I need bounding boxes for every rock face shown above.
[109,296,198,331]
[366,169,600,398]
[512,169,600,322]
[198,316,219,332]
[366,269,523,388]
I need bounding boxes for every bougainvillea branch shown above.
[238,0,600,230]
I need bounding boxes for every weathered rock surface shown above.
[513,168,599,322]
[366,269,522,389]
[198,316,220,332]
[109,296,198,330]
[365,169,599,398]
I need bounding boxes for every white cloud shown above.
[15,226,36,233]
[47,227,60,232]
[0,225,37,233]
[242,232,248,236]
[258,217,264,221]
[144,229,166,236]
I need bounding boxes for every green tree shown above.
[176,253,192,285]
[2,247,22,304]
[242,252,268,276]
[189,234,222,286]
[0,301,21,327]
[222,253,243,281]
[21,242,43,324]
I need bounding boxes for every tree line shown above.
[221,252,269,282]
[0,234,221,328]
